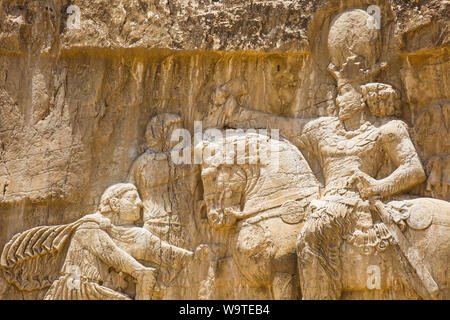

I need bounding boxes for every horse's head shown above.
[196,131,321,230]
[195,134,257,230]
[200,163,247,230]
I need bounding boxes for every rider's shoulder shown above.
[302,117,336,134]
[77,213,111,229]
[379,119,410,141]
[379,120,410,134]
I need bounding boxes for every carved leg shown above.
[271,272,298,300]
[296,215,344,300]
[297,243,341,299]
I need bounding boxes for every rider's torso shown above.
[317,119,385,192]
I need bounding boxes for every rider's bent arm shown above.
[222,105,310,141]
[375,120,426,198]
[76,225,146,277]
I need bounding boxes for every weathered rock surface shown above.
[0,0,448,300]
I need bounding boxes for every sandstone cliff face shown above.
[0,0,448,299]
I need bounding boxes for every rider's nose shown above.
[136,199,143,208]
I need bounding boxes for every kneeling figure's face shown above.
[118,190,143,223]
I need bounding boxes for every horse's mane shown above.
[198,131,272,165]
[197,131,275,190]
[197,131,320,210]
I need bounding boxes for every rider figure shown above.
[215,9,427,299]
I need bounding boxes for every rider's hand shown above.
[223,206,241,218]
[349,171,379,199]
[132,267,157,284]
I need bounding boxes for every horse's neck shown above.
[242,167,308,215]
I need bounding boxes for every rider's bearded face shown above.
[336,83,365,120]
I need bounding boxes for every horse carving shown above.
[197,131,450,299]
[196,131,320,299]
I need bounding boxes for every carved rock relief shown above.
[0,2,449,300]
